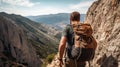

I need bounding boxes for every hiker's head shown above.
[70,11,80,25]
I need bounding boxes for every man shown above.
[58,11,97,67]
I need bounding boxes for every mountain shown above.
[0,12,60,66]
[47,0,120,67]
[27,13,86,31]
[0,16,40,67]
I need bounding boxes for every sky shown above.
[0,0,96,16]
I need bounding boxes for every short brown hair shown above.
[70,11,80,21]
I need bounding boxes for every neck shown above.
[71,21,80,25]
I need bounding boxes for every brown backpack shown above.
[72,23,95,61]
[72,23,93,36]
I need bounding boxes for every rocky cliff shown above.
[85,0,120,67]
[0,16,40,67]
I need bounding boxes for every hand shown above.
[59,59,63,67]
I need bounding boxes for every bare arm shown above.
[58,36,67,59]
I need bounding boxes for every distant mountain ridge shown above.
[27,13,69,24]
[27,13,86,30]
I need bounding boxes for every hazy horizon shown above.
[0,0,96,16]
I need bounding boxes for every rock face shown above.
[0,16,40,67]
[85,0,120,67]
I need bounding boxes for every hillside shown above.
[0,16,40,67]
[0,12,59,59]
[27,13,86,31]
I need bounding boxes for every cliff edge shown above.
[85,0,120,67]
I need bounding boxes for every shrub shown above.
[46,53,55,63]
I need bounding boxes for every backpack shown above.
[72,23,95,62]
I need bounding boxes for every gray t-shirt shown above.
[62,24,74,47]
[62,24,74,58]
